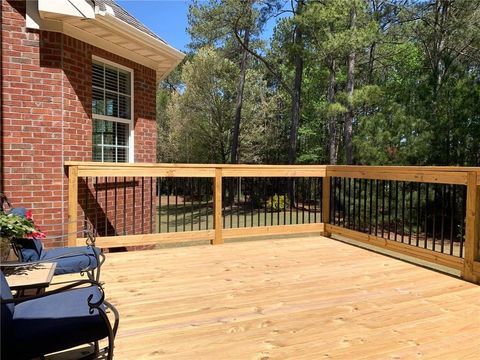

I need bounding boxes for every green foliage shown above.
[157,0,480,166]
[0,213,37,238]
[266,194,289,211]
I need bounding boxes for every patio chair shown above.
[1,195,104,282]
[1,271,119,360]
[11,228,105,282]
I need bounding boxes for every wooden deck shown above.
[75,237,480,359]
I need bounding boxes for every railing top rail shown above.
[64,161,328,169]
[327,165,480,172]
[64,162,479,183]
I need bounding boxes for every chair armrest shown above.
[1,279,104,307]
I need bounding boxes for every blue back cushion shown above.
[15,238,44,261]
[1,272,14,358]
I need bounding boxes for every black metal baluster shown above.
[408,182,413,245]
[141,177,145,234]
[264,179,268,226]
[94,177,98,236]
[459,186,466,258]
[401,181,406,243]
[123,177,127,235]
[342,178,347,228]
[352,179,356,230]
[166,179,170,233]
[449,185,455,255]
[205,178,209,230]
[331,178,336,225]
[114,177,117,235]
[381,180,386,238]
[132,177,136,235]
[258,179,262,227]
[424,183,429,248]
[250,178,254,227]
[182,179,187,231]
[394,181,399,242]
[190,179,194,231]
[416,182,421,247]
[150,178,153,234]
[244,178,248,227]
[84,177,89,232]
[374,180,379,236]
[197,178,202,231]
[158,178,161,233]
[347,178,352,229]
[289,179,293,225]
[388,181,392,239]
[432,185,437,251]
[368,179,373,234]
[440,185,446,253]
[105,177,108,236]
[277,179,281,225]
[295,179,299,225]
[284,179,287,225]
[363,179,368,232]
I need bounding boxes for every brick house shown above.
[1,0,184,246]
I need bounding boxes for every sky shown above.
[116,0,282,52]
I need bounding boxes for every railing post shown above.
[67,165,78,247]
[321,176,331,237]
[462,171,480,283]
[212,168,223,245]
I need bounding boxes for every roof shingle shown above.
[87,0,166,43]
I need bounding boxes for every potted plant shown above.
[0,210,45,261]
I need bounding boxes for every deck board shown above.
[67,237,480,359]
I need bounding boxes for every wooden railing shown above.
[65,162,480,283]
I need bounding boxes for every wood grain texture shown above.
[67,165,78,247]
[77,237,480,359]
[463,172,480,282]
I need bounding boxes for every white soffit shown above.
[27,0,184,81]
[38,0,95,19]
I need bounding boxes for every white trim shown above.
[91,56,134,163]
[92,55,133,74]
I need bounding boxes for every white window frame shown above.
[92,55,135,163]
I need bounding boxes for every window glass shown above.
[92,59,132,163]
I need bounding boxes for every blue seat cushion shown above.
[11,286,109,359]
[41,246,101,275]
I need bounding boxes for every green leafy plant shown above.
[266,194,289,212]
[0,212,45,239]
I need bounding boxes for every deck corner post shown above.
[462,171,480,283]
[321,176,331,237]
[212,168,223,245]
[67,165,79,247]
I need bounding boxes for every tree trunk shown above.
[288,0,304,165]
[327,57,338,164]
[230,28,250,164]
[344,5,356,165]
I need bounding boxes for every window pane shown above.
[105,91,118,117]
[116,122,129,146]
[119,95,131,119]
[103,147,116,162]
[92,62,104,88]
[93,145,102,161]
[118,69,131,95]
[117,147,127,163]
[105,65,118,92]
[92,88,105,115]
[92,119,129,163]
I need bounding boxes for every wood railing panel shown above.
[65,162,479,282]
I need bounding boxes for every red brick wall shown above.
[1,1,157,247]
